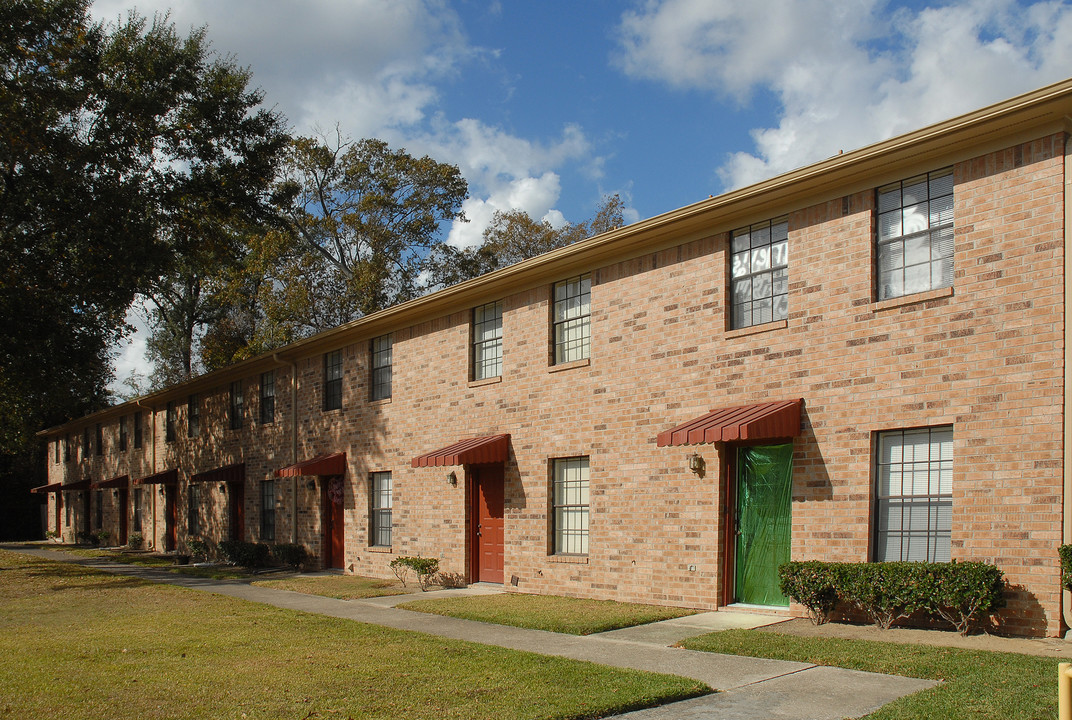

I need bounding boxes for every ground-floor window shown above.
[132,488,142,533]
[552,456,589,555]
[370,472,392,547]
[874,426,952,562]
[261,480,275,542]
[65,494,71,527]
[95,490,103,532]
[187,484,200,536]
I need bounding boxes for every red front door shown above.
[321,477,345,569]
[471,464,505,583]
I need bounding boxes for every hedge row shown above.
[216,540,308,569]
[778,560,1005,635]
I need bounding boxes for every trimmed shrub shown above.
[390,556,440,591]
[187,538,208,561]
[272,543,308,569]
[778,560,1005,633]
[127,532,144,549]
[779,561,840,625]
[919,561,1005,635]
[1059,544,1072,592]
[218,540,271,568]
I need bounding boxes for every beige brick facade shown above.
[38,82,1072,636]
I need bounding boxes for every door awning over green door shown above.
[657,399,802,447]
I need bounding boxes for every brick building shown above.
[36,79,1072,636]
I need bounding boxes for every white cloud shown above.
[615,0,1072,189]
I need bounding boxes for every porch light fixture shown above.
[687,453,706,476]
[446,471,458,486]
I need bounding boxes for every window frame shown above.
[369,335,392,401]
[165,402,176,443]
[54,437,61,464]
[260,371,276,425]
[118,416,128,453]
[229,380,244,430]
[261,480,276,542]
[187,484,200,537]
[187,394,200,438]
[472,301,504,381]
[730,216,789,329]
[64,434,71,462]
[95,424,103,456]
[132,488,143,532]
[95,490,103,531]
[369,471,392,547]
[133,411,143,450]
[551,456,590,556]
[551,274,591,365]
[873,426,953,563]
[323,350,343,411]
[875,167,954,301]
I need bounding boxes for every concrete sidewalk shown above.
[6,546,935,720]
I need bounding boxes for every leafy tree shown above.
[427,194,625,287]
[198,134,469,366]
[0,0,287,535]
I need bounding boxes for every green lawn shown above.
[397,593,699,635]
[680,629,1056,720]
[0,549,709,719]
[251,574,418,599]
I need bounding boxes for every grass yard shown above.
[52,546,254,580]
[0,549,708,719]
[251,574,417,599]
[397,593,699,635]
[680,628,1056,720]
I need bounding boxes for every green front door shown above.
[734,443,793,606]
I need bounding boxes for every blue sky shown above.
[89,0,1072,388]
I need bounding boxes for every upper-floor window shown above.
[54,437,60,464]
[876,168,954,301]
[118,416,128,452]
[95,423,103,456]
[133,411,143,449]
[472,301,503,381]
[874,426,952,563]
[230,381,244,430]
[187,394,200,438]
[731,217,788,328]
[323,351,343,411]
[552,274,591,364]
[552,456,590,555]
[369,471,392,547]
[370,335,392,401]
[64,434,71,462]
[165,402,176,442]
[260,371,276,424]
[82,427,91,459]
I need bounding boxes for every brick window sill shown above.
[547,555,589,564]
[365,545,393,554]
[548,358,590,374]
[873,285,953,312]
[725,319,788,340]
[368,397,392,406]
[468,376,502,388]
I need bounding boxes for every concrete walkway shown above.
[5,546,935,720]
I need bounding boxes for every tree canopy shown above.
[0,0,288,536]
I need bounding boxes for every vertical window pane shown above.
[261,480,275,542]
[874,427,953,562]
[553,457,589,555]
[230,381,244,429]
[370,472,392,547]
[729,217,789,329]
[370,336,392,401]
[875,168,954,300]
[473,301,503,380]
[261,371,276,424]
[552,275,590,364]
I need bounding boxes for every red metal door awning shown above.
[411,434,510,468]
[30,482,64,494]
[51,479,93,492]
[92,475,130,490]
[134,469,179,485]
[656,399,803,447]
[191,463,245,484]
[275,453,346,478]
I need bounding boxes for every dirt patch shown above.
[757,617,1072,658]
